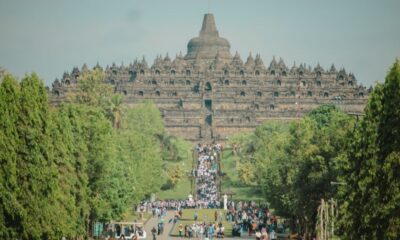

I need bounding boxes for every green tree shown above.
[292,106,353,235]
[47,105,80,238]
[376,59,400,237]
[16,74,59,239]
[0,75,21,239]
[166,164,185,188]
[340,60,400,239]
[107,94,125,129]
[0,69,184,239]
[126,101,164,137]
[68,68,112,107]
[81,107,117,223]
[64,104,90,237]
[124,104,165,195]
[234,105,354,236]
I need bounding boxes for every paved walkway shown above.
[168,235,255,240]
[144,211,259,240]
[144,211,176,240]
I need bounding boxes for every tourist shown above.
[269,229,276,240]
[151,227,157,240]
[119,234,126,240]
[207,223,215,240]
[216,223,224,238]
[255,230,262,240]
[178,224,184,237]
[188,224,193,239]
[184,224,189,237]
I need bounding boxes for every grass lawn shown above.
[220,149,264,202]
[157,176,192,200]
[171,209,233,237]
[157,154,194,200]
[158,140,195,200]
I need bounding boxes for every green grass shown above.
[171,209,233,237]
[157,175,192,200]
[158,140,195,200]
[220,149,264,201]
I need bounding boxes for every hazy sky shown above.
[0,0,399,87]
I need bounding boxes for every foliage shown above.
[158,139,193,199]
[165,164,185,188]
[0,74,63,239]
[219,149,263,201]
[67,68,112,107]
[230,105,354,235]
[0,70,189,239]
[228,132,254,156]
[106,94,125,129]
[16,74,60,239]
[0,75,21,239]
[339,59,400,239]
[125,101,164,136]
[158,134,183,162]
[47,105,81,238]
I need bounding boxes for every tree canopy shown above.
[230,104,355,236]
[339,59,400,239]
[0,70,191,239]
[228,59,400,239]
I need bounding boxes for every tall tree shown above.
[67,68,112,107]
[233,105,354,236]
[47,105,81,238]
[375,59,400,237]
[0,75,21,239]
[16,74,59,239]
[0,69,186,239]
[107,94,125,129]
[82,107,117,223]
[340,60,400,239]
[56,104,91,238]
[292,106,353,235]
[126,101,164,137]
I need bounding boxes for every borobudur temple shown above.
[51,13,369,142]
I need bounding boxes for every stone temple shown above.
[51,14,368,142]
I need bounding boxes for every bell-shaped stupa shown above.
[185,14,231,61]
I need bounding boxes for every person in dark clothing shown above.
[151,227,157,240]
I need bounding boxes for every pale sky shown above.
[0,0,399,87]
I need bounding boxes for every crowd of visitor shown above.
[137,199,223,214]
[136,143,224,215]
[194,143,223,206]
[138,199,197,212]
[226,201,283,239]
[178,221,226,239]
[135,143,292,239]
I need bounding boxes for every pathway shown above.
[143,211,258,240]
[144,211,176,240]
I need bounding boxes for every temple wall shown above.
[50,36,368,142]
[166,126,201,141]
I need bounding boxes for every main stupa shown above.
[185,14,231,61]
